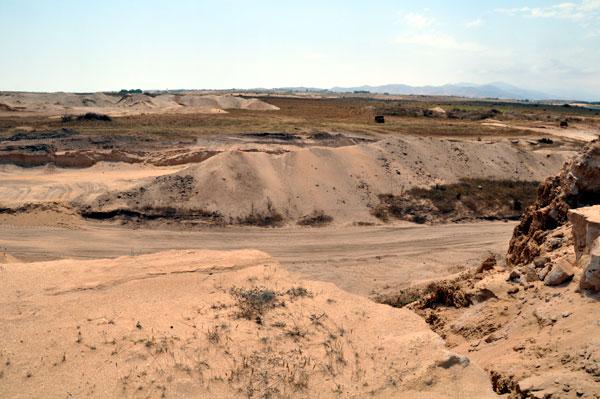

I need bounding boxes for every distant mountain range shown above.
[329,82,554,100]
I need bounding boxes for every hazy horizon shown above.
[1,0,599,100]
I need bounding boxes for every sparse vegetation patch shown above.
[230,287,283,321]
[373,178,540,223]
[62,112,112,123]
[230,286,313,322]
[237,199,285,227]
[297,210,333,226]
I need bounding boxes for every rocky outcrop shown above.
[568,205,600,292]
[543,258,575,286]
[508,140,600,265]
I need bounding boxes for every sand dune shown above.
[0,249,497,398]
[0,92,279,116]
[88,135,570,224]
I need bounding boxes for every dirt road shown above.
[0,221,514,295]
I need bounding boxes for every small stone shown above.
[518,375,558,397]
[521,266,539,282]
[484,332,505,343]
[533,308,555,326]
[544,259,574,286]
[507,270,521,282]
[537,265,551,281]
[477,255,497,273]
[436,353,470,369]
[548,238,563,249]
[533,256,550,268]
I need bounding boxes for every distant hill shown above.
[331,82,554,100]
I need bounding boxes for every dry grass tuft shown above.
[297,210,334,226]
[230,287,283,321]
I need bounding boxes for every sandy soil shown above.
[0,163,186,206]
[0,221,514,296]
[0,133,572,230]
[516,125,599,142]
[0,249,497,399]
[1,93,598,397]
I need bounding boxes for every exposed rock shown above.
[533,308,556,327]
[543,258,575,286]
[581,241,600,292]
[521,265,540,282]
[537,264,551,281]
[533,256,550,268]
[568,206,600,292]
[547,236,563,250]
[470,288,498,304]
[569,206,600,260]
[477,254,497,273]
[507,270,521,282]
[508,140,600,265]
[436,353,470,368]
[517,375,558,398]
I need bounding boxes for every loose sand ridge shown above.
[0,249,497,398]
[0,92,279,116]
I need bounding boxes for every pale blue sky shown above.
[1,0,599,99]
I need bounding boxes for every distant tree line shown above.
[118,89,143,95]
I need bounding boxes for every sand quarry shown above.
[1,92,599,398]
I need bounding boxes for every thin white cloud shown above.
[466,18,484,28]
[495,0,600,36]
[395,32,485,52]
[496,0,600,21]
[400,12,435,29]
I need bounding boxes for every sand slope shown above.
[0,250,497,398]
[90,136,570,224]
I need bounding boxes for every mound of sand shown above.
[0,249,497,398]
[175,94,278,111]
[0,92,279,116]
[87,136,570,225]
[0,162,186,207]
